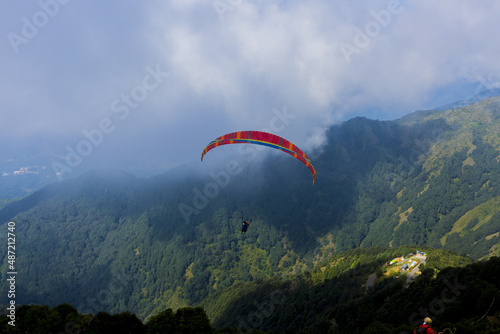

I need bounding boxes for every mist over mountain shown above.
[433,88,500,111]
[1,97,499,329]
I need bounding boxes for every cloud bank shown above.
[1,0,499,175]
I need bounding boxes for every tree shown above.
[175,307,214,334]
[146,308,176,333]
[146,307,214,334]
[87,311,145,333]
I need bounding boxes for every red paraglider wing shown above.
[201,131,316,184]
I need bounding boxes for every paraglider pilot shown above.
[241,219,251,234]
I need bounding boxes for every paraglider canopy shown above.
[201,130,316,184]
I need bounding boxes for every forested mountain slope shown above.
[203,247,499,333]
[2,248,498,333]
[0,97,499,320]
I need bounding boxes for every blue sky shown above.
[1,0,500,178]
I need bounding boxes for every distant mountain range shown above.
[0,96,499,329]
[433,88,500,111]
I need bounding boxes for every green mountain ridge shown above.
[1,97,500,326]
[201,247,498,333]
[2,247,498,333]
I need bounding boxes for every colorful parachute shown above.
[201,131,316,184]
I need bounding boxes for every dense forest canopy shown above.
[0,97,499,332]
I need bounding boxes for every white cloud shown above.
[1,0,500,171]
